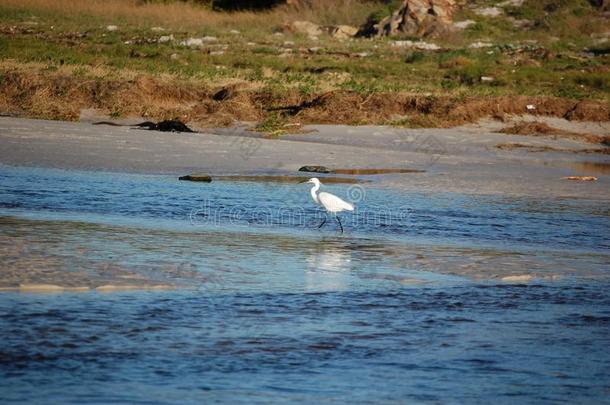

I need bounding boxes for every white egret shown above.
[301,177,354,233]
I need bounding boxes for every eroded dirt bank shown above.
[1,69,609,128]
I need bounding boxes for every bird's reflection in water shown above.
[305,240,353,292]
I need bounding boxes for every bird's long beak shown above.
[298,179,309,184]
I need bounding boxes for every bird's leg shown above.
[336,215,344,233]
[317,215,327,229]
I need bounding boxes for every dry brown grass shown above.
[496,143,560,153]
[277,0,381,26]
[1,0,376,31]
[2,64,610,129]
[496,143,610,155]
[498,122,610,145]
[1,0,268,30]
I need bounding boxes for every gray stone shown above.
[298,165,332,173]
[179,174,212,182]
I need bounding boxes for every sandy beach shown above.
[1,116,609,199]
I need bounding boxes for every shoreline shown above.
[1,116,608,200]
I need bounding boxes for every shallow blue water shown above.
[2,286,610,404]
[0,165,608,251]
[0,165,609,404]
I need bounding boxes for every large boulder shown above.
[368,0,457,38]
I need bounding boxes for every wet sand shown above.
[0,116,608,199]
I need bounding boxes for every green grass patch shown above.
[0,0,609,121]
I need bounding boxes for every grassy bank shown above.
[0,0,609,128]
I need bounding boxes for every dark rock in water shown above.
[179,174,212,182]
[299,165,332,173]
[333,168,425,175]
[214,175,365,184]
[156,120,195,133]
[298,166,425,175]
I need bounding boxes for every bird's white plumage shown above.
[318,192,354,213]
[304,177,354,233]
[306,178,354,213]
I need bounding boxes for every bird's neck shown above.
[310,183,320,204]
